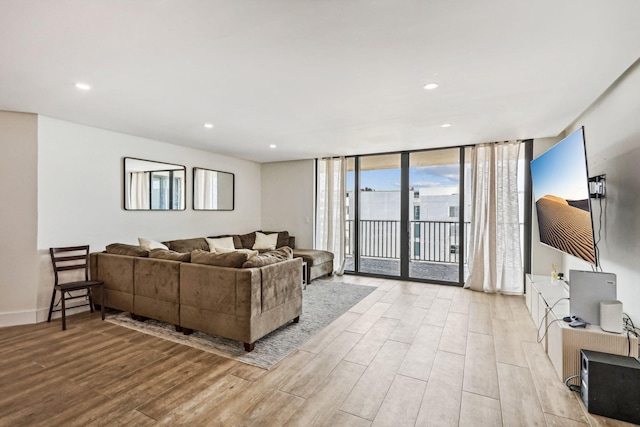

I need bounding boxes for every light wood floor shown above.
[0,275,635,426]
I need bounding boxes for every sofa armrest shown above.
[288,235,296,249]
[89,252,135,312]
[260,258,303,312]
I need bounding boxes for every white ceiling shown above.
[1,1,639,163]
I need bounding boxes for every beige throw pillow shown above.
[206,236,236,252]
[138,237,169,250]
[252,232,278,250]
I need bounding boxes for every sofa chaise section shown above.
[292,248,334,284]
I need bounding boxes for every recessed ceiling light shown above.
[441,123,452,128]
[204,123,214,129]
[269,144,277,149]
[74,82,91,90]
[423,83,439,90]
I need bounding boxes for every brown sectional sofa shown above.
[90,231,304,351]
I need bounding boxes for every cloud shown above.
[413,165,460,184]
[410,181,443,188]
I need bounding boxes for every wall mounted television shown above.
[530,127,597,265]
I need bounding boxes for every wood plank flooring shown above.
[0,275,634,426]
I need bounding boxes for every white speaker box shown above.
[600,300,623,333]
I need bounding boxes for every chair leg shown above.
[87,288,94,313]
[61,291,67,331]
[47,289,57,323]
[100,286,105,321]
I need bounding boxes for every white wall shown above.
[562,60,640,322]
[261,160,315,249]
[35,116,262,321]
[0,111,39,326]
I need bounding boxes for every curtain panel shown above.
[316,157,346,275]
[465,141,523,294]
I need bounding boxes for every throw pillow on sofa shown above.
[191,249,249,268]
[252,232,278,250]
[138,237,169,251]
[242,246,293,268]
[206,236,236,252]
[262,230,290,249]
[149,248,191,262]
[105,243,149,257]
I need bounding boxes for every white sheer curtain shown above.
[129,171,150,209]
[316,157,346,275]
[465,141,523,294]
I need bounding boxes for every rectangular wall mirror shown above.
[124,157,186,210]
[193,167,234,210]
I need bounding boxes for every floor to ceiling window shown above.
[338,143,528,286]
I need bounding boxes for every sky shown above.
[347,164,460,194]
[530,127,590,202]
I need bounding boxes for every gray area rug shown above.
[106,281,375,369]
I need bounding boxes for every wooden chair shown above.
[47,245,105,330]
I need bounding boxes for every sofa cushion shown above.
[292,248,334,266]
[252,232,278,250]
[215,247,259,259]
[262,230,290,249]
[105,243,149,257]
[191,250,249,268]
[165,237,209,253]
[206,236,236,252]
[242,246,293,268]
[238,232,257,249]
[138,237,169,251]
[149,248,191,262]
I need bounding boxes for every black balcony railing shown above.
[345,219,471,264]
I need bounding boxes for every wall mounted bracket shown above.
[589,174,606,199]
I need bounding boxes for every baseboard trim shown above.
[1,305,92,327]
[0,309,37,327]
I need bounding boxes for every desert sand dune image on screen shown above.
[536,195,596,264]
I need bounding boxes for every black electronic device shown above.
[580,349,640,424]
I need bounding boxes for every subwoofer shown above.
[580,349,640,424]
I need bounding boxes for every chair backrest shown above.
[50,245,91,285]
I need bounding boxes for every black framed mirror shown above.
[123,157,186,210]
[193,167,234,210]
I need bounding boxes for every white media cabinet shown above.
[526,274,638,385]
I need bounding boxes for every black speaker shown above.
[580,349,640,424]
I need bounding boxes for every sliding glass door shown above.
[408,149,465,283]
[357,154,402,277]
[344,149,465,285]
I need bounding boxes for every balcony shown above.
[344,219,470,283]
